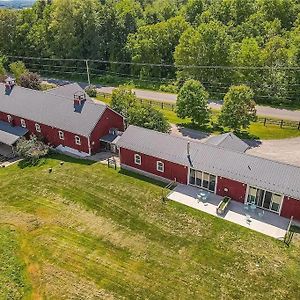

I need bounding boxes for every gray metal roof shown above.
[46,83,91,100]
[0,83,107,137]
[117,125,300,200]
[0,120,28,145]
[205,132,249,152]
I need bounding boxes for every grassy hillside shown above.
[0,155,300,299]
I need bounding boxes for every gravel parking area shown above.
[246,137,300,167]
[170,125,300,167]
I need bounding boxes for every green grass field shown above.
[0,155,300,299]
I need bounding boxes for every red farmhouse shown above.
[0,80,124,156]
[117,125,300,221]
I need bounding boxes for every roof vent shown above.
[4,77,16,96]
[73,91,86,113]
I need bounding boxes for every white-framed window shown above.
[134,154,141,165]
[58,130,64,140]
[189,169,216,192]
[20,119,26,128]
[7,115,12,122]
[35,123,41,133]
[156,161,164,173]
[75,135,81,145]
[247,186,283,213]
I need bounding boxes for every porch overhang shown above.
[0,121,28,146]
[100,134,120,145]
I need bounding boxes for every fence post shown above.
[264,118,267,126]
[161,102,164,109]
[172,104,174,111]
[280,120,284,128]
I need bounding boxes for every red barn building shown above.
[117,125,300,221]
[0,80,124,157]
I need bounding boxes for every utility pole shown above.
[85,59,91,86]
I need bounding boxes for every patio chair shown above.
[250,203,257,212]
[258,210,264,218]
[196,194,202,203]
[246,214,251,224]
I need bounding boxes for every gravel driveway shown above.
[246,137,300,167]
[171,124,300,167]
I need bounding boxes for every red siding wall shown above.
[216,177,247,203]
[280,196,300,221]
[119,147,188,184]
[90,108,124,154]
[0,111,89,153]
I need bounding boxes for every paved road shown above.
[44,78,300,121]
[99,86,300,121]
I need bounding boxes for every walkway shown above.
[168,184,289,239]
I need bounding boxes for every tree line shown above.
[0,0,300,106]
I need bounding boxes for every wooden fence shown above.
[98,92,300,130]
[257,117,300,130]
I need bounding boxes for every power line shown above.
[22,61,300,88]
[6,55,300,71]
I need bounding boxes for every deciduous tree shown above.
[177,79,211,126]
[219,85,257,131]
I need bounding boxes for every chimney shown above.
[73,91,86,113]
[4,77,16,96]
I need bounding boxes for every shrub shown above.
[85,85,97,97]
[19,72,42,90]
[16,136,49,165]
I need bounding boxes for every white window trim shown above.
[58,130,64,140]
[156,161,164,173]
[20,119,26,128]
[75,135,81,145]
[7,115,12,122]
[134,154,141,165]
[35,123,41,133]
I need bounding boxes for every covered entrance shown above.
[100,132,121,154]
[0,121,28,158]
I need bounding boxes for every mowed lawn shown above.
[0,155,300,299]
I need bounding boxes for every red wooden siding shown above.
[0,111,89,153]
[90,108,124,154]
[0,106,124,154]
[280,196,300,221]
[119,147,188,184]
[216,177,247,203]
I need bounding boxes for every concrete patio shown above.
[167,184,290,239]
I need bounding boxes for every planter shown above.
[216,196,231,215]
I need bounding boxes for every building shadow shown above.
[175,125,211,141]
[118,169,166,188]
